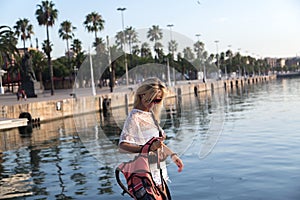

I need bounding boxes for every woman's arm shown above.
[119,142,142,153]
[119,139,163,153]
[119,140,184,172]
[161,143,184,172]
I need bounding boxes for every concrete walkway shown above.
[0,79,207,106]
[0,86,126,106]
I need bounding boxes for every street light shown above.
[167,24,176,85]
[226,45,231,79]
[196,34,206,82]
[195,34,201,59]
[245,50,249,78]
[214,40,220,80]
[195,33,201,41]
[167,24,174,41]
[237,48,242,78]
[117,7,129,86]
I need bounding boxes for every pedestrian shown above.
[118,77,184,199]
[17,88,26,101]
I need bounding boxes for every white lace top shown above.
[119,109,169,185]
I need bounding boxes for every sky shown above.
[1,0,300,59]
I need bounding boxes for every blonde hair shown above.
[134,77,167,122]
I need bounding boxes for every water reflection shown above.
[0,84,252,199]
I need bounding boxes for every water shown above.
[1,78,300,200]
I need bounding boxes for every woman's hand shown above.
[150,140,162,152]
[171,154,184,172]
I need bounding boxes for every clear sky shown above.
[1,0,300,59]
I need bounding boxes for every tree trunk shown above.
[46,25,54,95]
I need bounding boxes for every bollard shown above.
[19,112,32,124]
[18,112,33,135]
[211,83,214,93]
[102,98,112,117]
[194,86,198,97]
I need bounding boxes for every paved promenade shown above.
[0,80,200,106]
[0,86,120,106]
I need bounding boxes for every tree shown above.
[0,26,18,68]
[83,11,105,47]
[147,25,163,58]
[183,47,194,61]
[225,49,233,75]
[71,39,83,55]
[115,31,125,49]
[168,40,178,57]
[71,38,85,69]
[30,49,46,88]
[140,42,152,58]
[58,20,76,69]
[35,0,58,95]
[154,42,164,61]
[93,37,106,54]
[71,39,85,87]
[125,26,139,55]
[194,41,204,59]
[14,18,34,50]
[0,26,19,91]
[132,45,140,56]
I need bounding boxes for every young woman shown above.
[119,77,184,199]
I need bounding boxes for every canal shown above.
[1,78,300,199]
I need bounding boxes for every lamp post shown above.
[117,7,129,86]
[167,24,174,57]
[245,50,249,78]
[196,34,206,82]
[89,47,96,96]
[237,48,241,78]
[195,34,201,59]
[214,40,220,80]
[195,33,201,41]
[167,24,175,85]
[167,24,174,41]
[226,45,231,79]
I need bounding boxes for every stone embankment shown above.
[0,76,276,126]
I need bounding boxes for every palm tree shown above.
[115,31,125,49]
[125,26,139,55]
[30,49,46,88]
[0,26,18,68]
[71,39,85,87]
[225,49,233,74]
[183,47,194,61]
[140,42,151,58]
[0,26,19,91]
[168,40,178,57]
[41,40,53,62]
[71,39,83,55]
[154,42,164,61]
[27,25,34,47]
[71,39,85,68]
[83,11,105,46]
[132,45,140,56]
[194,41,204,59]
[58,20,76,70]
[35,0,58,95]
[208,53,215,64]
[94,37,106,54]
[14,18,34,50]
[147,25,163,57]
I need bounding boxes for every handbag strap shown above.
[140,137,159,154]
[150,111,163,137]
